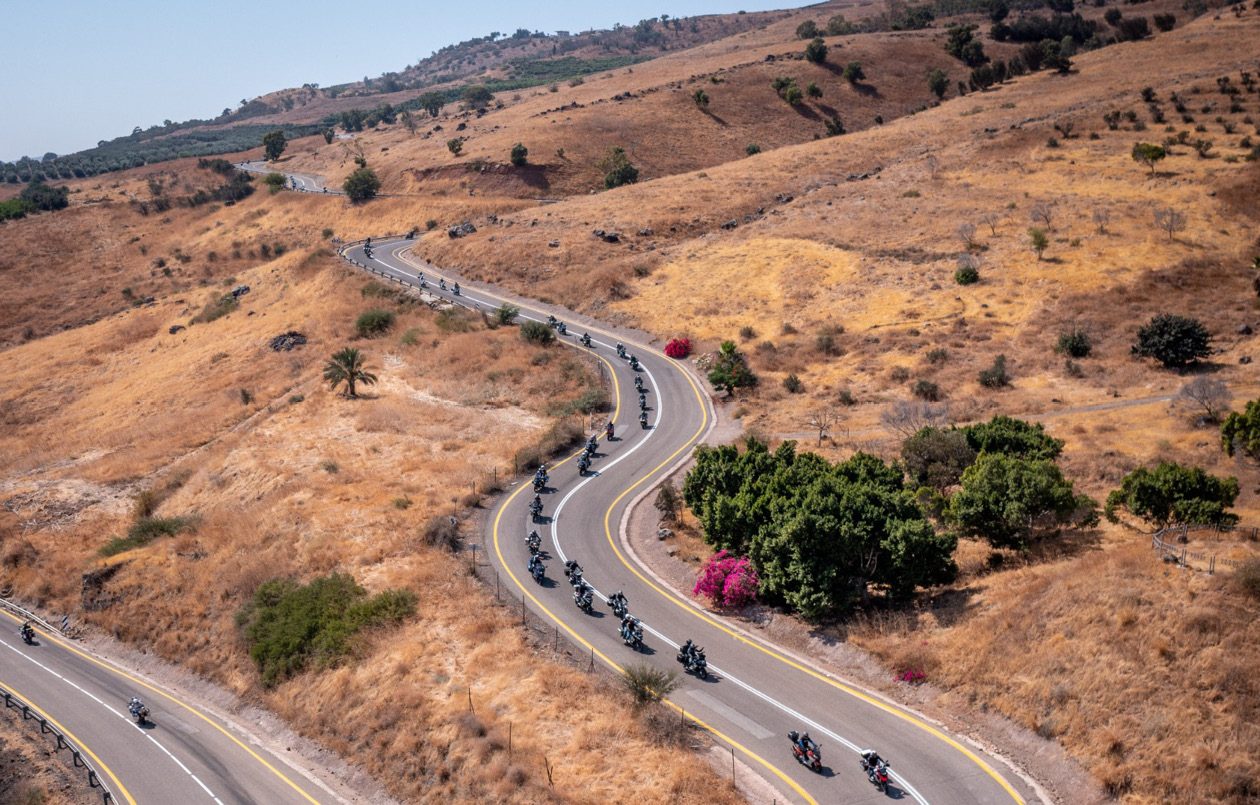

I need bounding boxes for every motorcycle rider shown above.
[605,421,614,440]
[20,621,34,642]
[860,749,888,779]
[639,411,648,428]
[581,333,592,347]
[564,560,584,584]
[440,279,447,290]
[527,553,544,579]
[453,282,461,295]
[607,590,628,615]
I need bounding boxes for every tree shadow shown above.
[792,104,821,121]
[700,109,729,126]
[849,81,881,98]
[922,586,980,628]
[512,165,551,191]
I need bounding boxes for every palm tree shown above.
[323,347,377,398]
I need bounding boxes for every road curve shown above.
[344,236,1043,805]
[0,608,335,804]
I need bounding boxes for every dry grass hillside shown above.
[0,249,741,802]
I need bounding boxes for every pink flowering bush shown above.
[664,337,692,359]
[693,550,759,608]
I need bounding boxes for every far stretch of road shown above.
[343,235,1043,805]
[238,160,334,193]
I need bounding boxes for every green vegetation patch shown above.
[101,516,196,556]
[236,573,416,686]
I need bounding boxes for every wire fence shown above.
[1150,523,1256,573]
[0,686,116,803]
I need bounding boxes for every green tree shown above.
[520,320,555,345]
[806,82,823,99]
[843,61,865,82]
[928,68,949,99]
[901,427,976,490]
[693,88,710,108]
[18,181,69,211]
[461,85,494,109]
[796,20,819,39]
[961,415,1064,460]
[510,142,528,166]
[1131,313,1211,368]
[342,167,381,203]
[783,85,804,105]
[1105,462,1239,527]
[1221,398,1260,461]
[804,37,829,64]
[949,453,1096,549]
[1131,142,1166,173]
[600,146,639,189]
[262,129,287,161]
[447,137,465,156]
[322,128,335,145]
[707,341,758,394]
[495,303,520,325]
[323,347,378,398]
[419,93,444,117]
[1029,227,1048,259]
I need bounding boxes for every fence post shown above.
[467,686,473,714]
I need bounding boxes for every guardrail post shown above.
[73,750,83,767]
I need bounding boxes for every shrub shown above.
[1234,558,1260,601]
[262,172,286,193]
[622,664,678,705]
[692,89,710,108]
[804,38,829,64]
[1029,227,1049,259]
[796,20,819,39]
[321,227,334,239]
[978,354,1010,388]
[192,293,238,324]
[1056,327,1092,358]
[355,309,395,338]
[707,341,757,394]
[1131,141,1167,173]
[693,550,760,608]
[962,416,1064,460]
[342,167,381,202]
[101,516,195,556]
[421,515,461,550]
[509,142,528,166]
[600,146,639,189]
[495,303,520,325]
[19,181,69,212]
[520,320,555,345]
[1221,398,1260,461]
[783,373,805,393]
[902,427,976,490]
[1105,462,1239,526]
[446,137,464,156]
[955,262,980,285]
[843,62,865,82]
[664,337,692,359]
[236,574,416,687]
[655,484,682,522]
[912,379,942,401]
[745,143,762,155]
[1131,313,1211,368]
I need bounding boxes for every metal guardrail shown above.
[1150,524,1253,573]
[1,686,115,803]
[0,596,68,638]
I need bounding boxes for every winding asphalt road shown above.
[0,608,333,804]
[344,237,1043,805]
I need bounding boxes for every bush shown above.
[421,515,461,551]
[101,516,195,556]
[192,293,238,324]
[1131,141,1167,173]
[236,574,416,687]
[1221,398,1260,461]
[912,379,942,401]
[355,309,395,338]
[520,320,555,345]
[707,341,757,394]
[693,550,760,608]
[655,484,681,522]
[804,38,829,64]
[795,20,819,39]
[962,416,1063,460]
[664,337,692,358]
[902,427,976,490]
[600,146,639,189]
[622,664,678,705]
[19,181,69,212]
[1234,558,1260,601]
[495,303,520,325]
[1105,462,1239,527]
[843,62,865,82]
[955,263,980,285]
[1131,313,1211,368]
[1056,327,1092,358]
[262,172,286,193]
[978,354,1010,388]
[509,142,528,166]
[950,453,1097,549]
[783,373,804,393]
[745,143,762,156]
[342,167,381,203]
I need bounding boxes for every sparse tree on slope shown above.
[324,348,377,398]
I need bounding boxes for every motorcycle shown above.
[677,646,709,679]
[581,333,593,348]
[638,393,647,410]
[639,411,648,429]
[634,375,645,393]
[419,278,428,289]
[563,560,584,587]
[573,582,593,613]
[529,498,543,522]
[525,530,541,555]
[529,557,545,584]
[577,455,590,475]
[533,476,546,493]
[605,422,614,440]
[628,356,641,372]
[452,283,461,296]
[788,731,823,773]
[128,698,150,726]
[861,758,891,792]
[439,279,447,291]
[19,624,35,645]
[557,322,567,335]
[547,315,559,328]
[607,593,628,619]
[620,617,643,649]
[616,344,627,359]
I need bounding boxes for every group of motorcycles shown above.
[786,729,893,791]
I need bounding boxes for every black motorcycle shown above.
[677,646,709,679]
[573,582,594,613]
[639,411,649,429]
[607,593,629,619]
[528,557,545,583]
[581,333,593,348]
[19,624,35,645]
[620,617,644,649]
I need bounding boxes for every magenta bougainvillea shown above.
[693,550,759,608]
[664,337,692,359]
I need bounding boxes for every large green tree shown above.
[902,427,976,490]
[342,167,381,203]
[961,415,1064,460]
[1105,462,1239,527]
[262,129,287,161]
[323,347,377,398]
[707,341,758,395]
[949,453,1096,549]
[1131,313,1211,368]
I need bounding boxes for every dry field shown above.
[0,718,88,805]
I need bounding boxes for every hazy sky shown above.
[1,0,807,162]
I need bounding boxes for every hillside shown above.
[3,1,1260,801]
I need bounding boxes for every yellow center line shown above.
[0,674,137,805]
[0,612,321,804]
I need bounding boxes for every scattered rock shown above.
[448,221,477,238]
[548,240,560,248]
[230,284,250,299]
[592,229,620,243]
[657,527,674,540]
[168,325,185,335]
[774,193,794,203]
[1241,355,1253,365]
[638,227,653,236]
[1238,323,1253,335]
[269,331,307,352]
[721,219,738,230]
